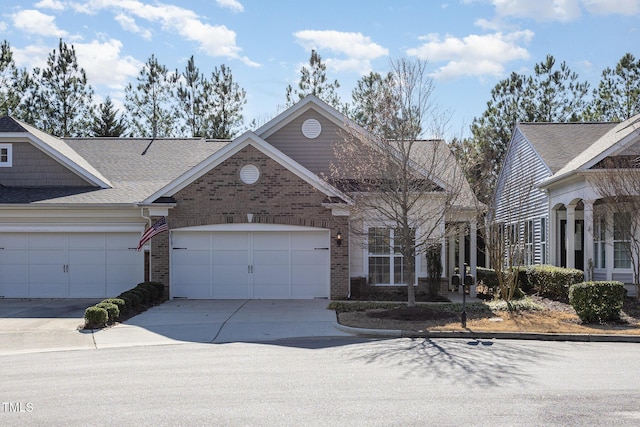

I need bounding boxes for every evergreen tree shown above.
[90,96,128,137]
[124,54,177,138]
[207,64,246,139]
[39,39,94,137]
[452,55,589,203]
[285,49,341,108]
[350,71,397,136]
[585,53,640,121]
[176,55,208,137]
[0,40,22,117]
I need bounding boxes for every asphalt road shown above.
[2,337,640,426]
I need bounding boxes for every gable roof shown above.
[0,116,113,188]
[143,131,352,205]
[518,122,617,174]
[540,114,640,187]
[0,136,230,205]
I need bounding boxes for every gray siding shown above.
[495,128,550,224]
[495,128,551,265]
[0,141,91,187]
[264,110,343,176]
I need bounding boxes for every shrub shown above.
[96,302,120,323]
[119,291,141,309]
[527,265,584,301]
[84,306,108,328]
[477,267,498,290]
[129,288,149,304]
[136,283,160,301]
[102,298,126,316]
[139,281,165,298]
[569,281,626,324]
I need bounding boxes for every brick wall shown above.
[150,144,349,299]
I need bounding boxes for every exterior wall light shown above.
[337,230,342,246]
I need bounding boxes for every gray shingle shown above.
[518,122,617,173]
[0,116,27,133]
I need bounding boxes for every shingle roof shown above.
[0,115,27,132]
[518,122,617,173]
[0,136,231,205]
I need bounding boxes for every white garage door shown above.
[0,232,143,298]
[171,227,330,299]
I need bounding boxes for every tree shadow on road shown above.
[339,337,560,387]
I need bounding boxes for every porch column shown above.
[448,230,456,290]
[583,200,594,280]
[566,204,576,269]
[605,210,613,280]
[550,208,557,266]
[470,219,477,298]
[440,219,446,278]
[458,226,466,295]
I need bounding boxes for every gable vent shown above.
[240,164,260,184]
[302,118,322,139]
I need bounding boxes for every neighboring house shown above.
[0,96,478,299]
[495,114,640,295]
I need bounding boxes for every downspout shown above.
[140,207,151,228]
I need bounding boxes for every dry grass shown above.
[336,296,640,335]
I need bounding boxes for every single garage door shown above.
[0,232,143,298]
[171,226,330,299]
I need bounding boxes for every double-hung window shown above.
[524,220,534,265]
[368,227,414,285]
[613,212,631,269]
[540,217,547,264]
[593,215,606,269]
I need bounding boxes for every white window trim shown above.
[363,222,420,286]
[0,143,12,167]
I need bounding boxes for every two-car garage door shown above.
[0,232,143,298]
[171,226,330,299]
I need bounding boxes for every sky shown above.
[1,0,639,138]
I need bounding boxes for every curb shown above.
[334,323,640,343]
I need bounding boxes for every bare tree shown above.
[590,136,640,299]
[330,58,467,307]
[486,147,538,304]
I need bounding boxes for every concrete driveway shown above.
[0,299,352,355]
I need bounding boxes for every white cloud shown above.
[11,9,69,38]
[582,0,640,15]
[12,44,52,70]
[491,0,582,22]
[293,30,388,74]
[216,0,244,13]
[114,14,152,40]
[73,39,143,89]
[67,0,258,66]
[407,30,533,80]
[34,0,65,10]
[0,22,6,33]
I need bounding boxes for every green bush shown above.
[119,291,141,309]
[84,306,108,328]
[129,288,149,304]
[138,281,165,298]
[102,298,126,316]
[477,267,499,290]
[527,265,584,301]
[96,302,120,323]
[136,283,160,301]
[569,281,626,324]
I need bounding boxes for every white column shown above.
[448,230,455,290]
[605,210,614,280]
[458,226,466,295]
[566,204,576,269]
[440,220,446,278]
[550,208,557,266]
[583,200,594,280]
[470,219,477,298]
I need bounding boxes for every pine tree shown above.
[90,97,128,137]
[176,55,208,137]
[585,53,640,121]
[206,64,246,139]
[39,39,94,137]
[0,40,21,117]
[124,54,177,138]
[285,49,341,108]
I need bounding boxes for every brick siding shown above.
[151,144,349,299]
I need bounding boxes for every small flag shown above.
[137,217,169,251]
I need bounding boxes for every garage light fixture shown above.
[336,230,342,246]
